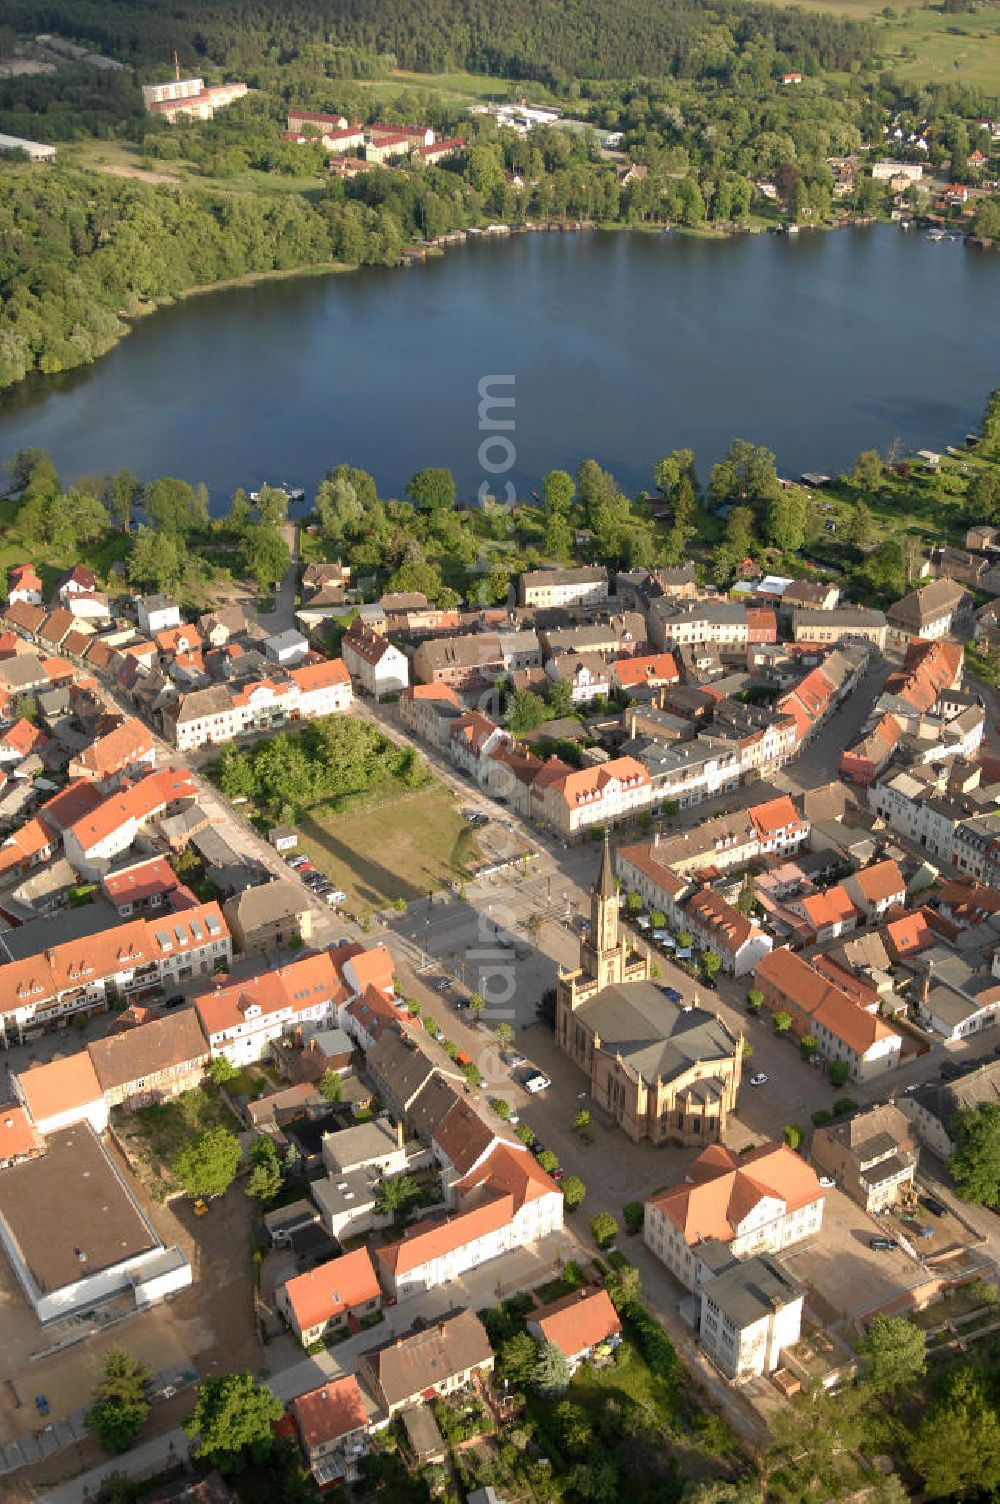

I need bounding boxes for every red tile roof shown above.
[531,1287,621,1358]
[282,1247,380,1330]
[293,1376,368,1451]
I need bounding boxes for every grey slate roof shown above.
[574,981,737,1086]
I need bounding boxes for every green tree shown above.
[537,1150,560,1174]
[950,1101,1000,1206]
[547,678,575,719]
[590,1210,618,1248]
[374,1172,419,1220]
[144,476,207,537]
[127,524,183,591]
[494,1022,514,1046]
[851,449,883,492]
[105,468,141,532]
[574,1108,591,1133]
[606,1260,643,1314]
[858,1315,926,1397]
[243,523,290,592]
[206,1056,236,1085]
[847,498,874,550]
[318,1069,343,1103]
[746,987,763,1013]
[246,1138,283,1203]
[468,991,485,1019]
[773,1010,793,1034]
[173,1126,241,1201]
[701,950,722,983]
[498,1331,537,1388]
[782,1123,803,1150]
[407,467,456,513]
[910,1366,1000,1499]
[543,468,575,513]
[255,483,289,528]
[531,1339,571,1397]
[561,1175,586,1211]
[86,1349,150,1454]
[828,1059,850,1088]
[183,1372,283,1475]
[766,489,808,553]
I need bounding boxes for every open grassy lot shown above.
[874,3,1000,88]
[123,1084,240,1200]
[295,783,481,913]
[359,67,517,103]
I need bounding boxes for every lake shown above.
[0,225,997,506]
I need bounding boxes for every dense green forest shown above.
[3,0,872,83]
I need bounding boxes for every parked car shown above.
[749,1072,769,1087]
[524,1072,551,1094]
[433,978,451,992]
[327,889,347,903]
[818,1176,836,1189]
[921,1195,947,1218]
[869,1236,897,1252]
[502,1050,527,1069]
[663,987,683,1004]
[35,1395,49,1416]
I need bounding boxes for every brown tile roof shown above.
[649,1141,824,1245]
[87,1008,208,1092]
[360,1309,493,1409]
[432,1098,496,1175]
[293,1376,367,1451]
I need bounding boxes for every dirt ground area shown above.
[0,1164,262,1493]
[0,58,55,76]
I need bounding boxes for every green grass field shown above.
[874,5,1000,89]
[295,783,481,914]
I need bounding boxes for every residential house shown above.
[644,1141,825,1293]
[611,652,681,697]
[357,1310,495,1418]
[754,948,902,1080]
[67,717,156,790]
[812,1104,917,1213]
[791,608,887,650]
[845,859,907,923]
[899,1059,1000,1159]
[0,901,229,1048]
[222,880,313,953]
[341,621,409,700]
[545,652,611,705]
[682,889,773,977]
[292,1376,370,1486]
[518,566,608,609]
[13,1051,109,1135]
[530,756,652,838]
[57,565,97,601]
[526,1288,621,1372]
[412,633,503,692]
[277,1247,381,1346]
[398,684,464,748]
[265,629,310,667]
[63,766,199,878]
[376,1140,564,1299]
[86,1009,209,1111]
[136,596,182,635]
[888,579,974,643]
[194,951,347,1065]
[8,565,43,607]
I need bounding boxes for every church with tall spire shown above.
[555,837,743,1147]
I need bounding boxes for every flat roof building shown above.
[0,1124,189,1321]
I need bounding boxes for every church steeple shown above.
[591,832,619,956]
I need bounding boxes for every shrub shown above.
[515,1123,535,1147]
[835,1097,859,1116]
[782,1123,804,1151]
[811,1109,834,1127]
[623,1200,645,1235]
[490,1097,511,1120]
[537,1150,559,1174]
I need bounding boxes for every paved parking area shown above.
[782,1186,927,1326]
